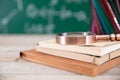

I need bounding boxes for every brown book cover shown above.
[20,49,120,76]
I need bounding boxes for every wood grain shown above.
[0,75,120,80]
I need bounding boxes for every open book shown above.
[37,39,120,56]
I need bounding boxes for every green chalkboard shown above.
[0,0,90,34]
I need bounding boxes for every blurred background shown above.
[0,0,90,34]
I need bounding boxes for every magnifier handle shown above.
[96,34,120,41]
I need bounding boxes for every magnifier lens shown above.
[57,32,96,45]
[61,32,95,37]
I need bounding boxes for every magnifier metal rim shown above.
[56,32,96,45]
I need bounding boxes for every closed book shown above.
[37,39,120,56]
[35,45,120,65]
[20,49,120,76]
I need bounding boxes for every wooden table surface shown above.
[0,35,120,80]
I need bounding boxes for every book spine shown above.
[92,0,111,34]
[106,0,120,33]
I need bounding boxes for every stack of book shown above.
[20,39,120,76]
[90,0,120,35]
[20,0,120,76]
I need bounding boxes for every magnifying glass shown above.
[56,32,120,45]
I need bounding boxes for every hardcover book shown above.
[20,49,120,76]
[35,45,120,65]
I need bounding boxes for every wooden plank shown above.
[0,61,74,75]
[0,75,120,80]
[0,46,31,61]
[0,35,54,46]
[0,51,19,61]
